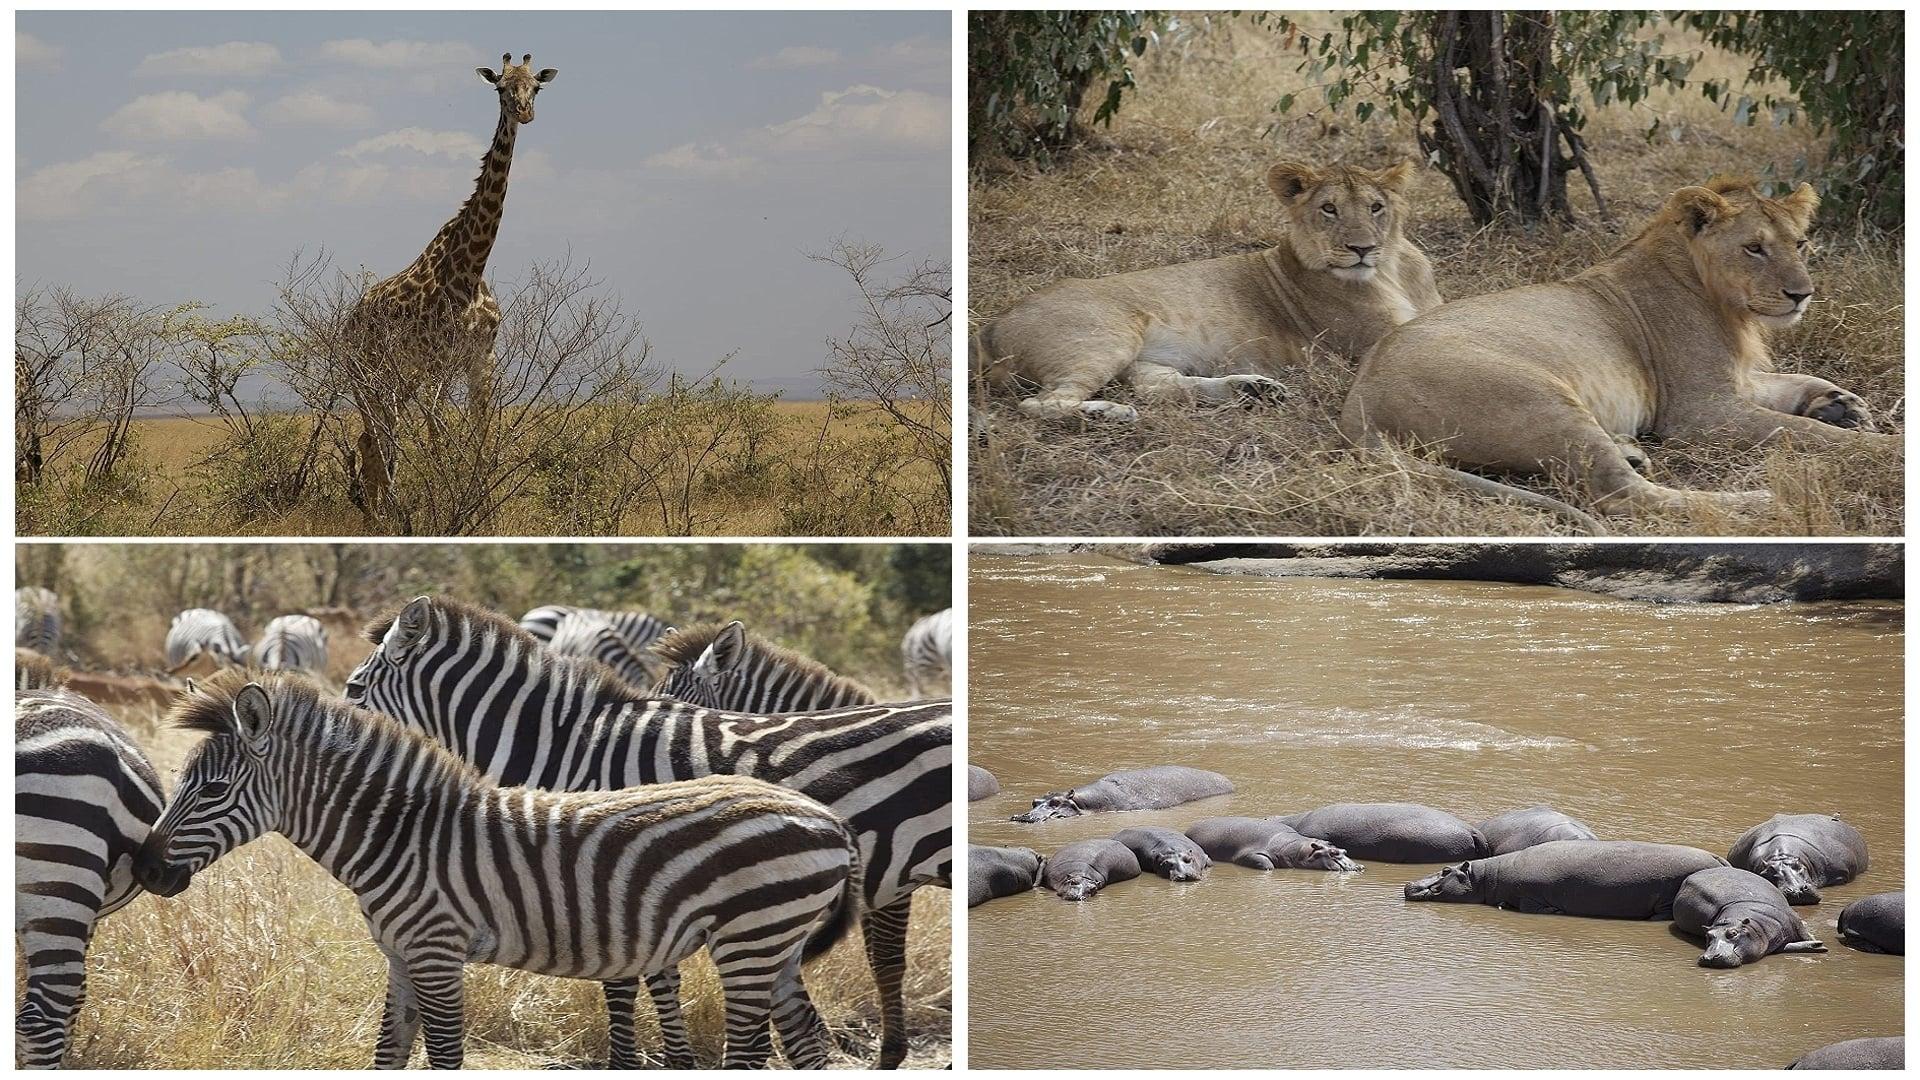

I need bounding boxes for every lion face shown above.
[1671,181,1819,328]
[1267,160,1414,282]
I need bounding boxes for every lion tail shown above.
[970,324,1012,389]
[1353,432,1611,536]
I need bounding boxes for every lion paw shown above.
[1610,435,1651,474]
[1227,375,1288,407]
[1079,401,1139,422]
[1804,388,1873,430]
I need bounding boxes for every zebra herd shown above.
[14,590,954,1069]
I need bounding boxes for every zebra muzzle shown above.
[133,840,192,897]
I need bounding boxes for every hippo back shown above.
[1671,866,1797,936]
[1287,802,1487,862]
[968,765,1001,802]
[968,844,1044,908]
[1088,766,1235,810]
[1838,892,1904,955]
[1477,806,1598,855]
[1495,840,1726,918]
[1789,1036,1904,1070]
[1729,813,1869,882]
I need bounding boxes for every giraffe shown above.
[342,53,557,518]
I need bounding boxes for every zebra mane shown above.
[651,623,876,703]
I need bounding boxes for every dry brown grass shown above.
[35,690,952,1069]
[968,15,1903,537]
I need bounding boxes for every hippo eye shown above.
[1320,203,1337,217]
[1744,242,1765,257]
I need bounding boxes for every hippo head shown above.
[1698,916,1772,969]
[1404,861,1477,902]
[1054,873,1100,902]
[1012,790,1083,823]
[1160,850,1205,882]
[1301,839,1364,873]
[1759,853,1821,904]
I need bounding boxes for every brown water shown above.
[967,551,1904,1069]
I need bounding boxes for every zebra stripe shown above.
[254,615,329,675]
[901,608,953,698]
[16,687,164,1069]
[547,615,662,688]
[345,596,951,1069]
[16,587,60,653]
[134,671,861,1070]
[652,621,877,713]
[164,609,249,674]
[520,605,672,648]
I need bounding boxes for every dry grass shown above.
[35,690,953,1069]
[968,14,1903,537]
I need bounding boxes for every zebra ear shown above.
[696,621,749,676]
[386,596,433,658]
[231,683,273,751]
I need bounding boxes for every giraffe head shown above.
[476,52,557,125]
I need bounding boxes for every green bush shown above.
[969,10,1170,164]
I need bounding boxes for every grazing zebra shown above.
[901,608,953,697]
[134,671,861,1070]
[652,621,877,713]
[522,604,674,686]
[16,687,165,1068]
[17,648,65,691]
[164,609,249,675]
[253,615,329,674]
[16,587,60,653]
[346,596,951,1070]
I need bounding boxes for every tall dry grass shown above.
[968,15,1903,537]
[32,694,952,1070]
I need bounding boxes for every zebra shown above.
[16,586,60,653]
[133,670,861,1070]
[652,621,878,713]
[901,608,953,698]
[16,687,165,1068]
[522,604,674,687]
[16,648,65,691]
[164,609,249,675]
[345,595,951,1070]
[253,614,329,675]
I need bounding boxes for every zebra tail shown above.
[803,825,865,961]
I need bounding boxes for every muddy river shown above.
[966,551,1903,1069]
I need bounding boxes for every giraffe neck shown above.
[423,108,519,295]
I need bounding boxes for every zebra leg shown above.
[709,940,781,1069]
[373,953,422,1069]
[409,954,467,1070]
[17,925,92,1069]
[771,949,833,1068]
[630,971,699,1069]
[863,898,914,1069]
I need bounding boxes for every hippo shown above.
[1838,891,1904,955]
[1112,826,1211,882]
[968,765,1001,802]
[1403,840,1727,919]
[1279,802,1488,863]
[1727,813,1869,905]
[1788,1036,1903,1070]
[1041,838,1142,901]
[1185,816,1364,872]
[968,844,1045,908]
[1476,806,1598,855]
[1671,866,1826,968]
[1012,766,1235,823]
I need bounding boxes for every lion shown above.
[1340,176,1896,526]
[972,160,1444,421]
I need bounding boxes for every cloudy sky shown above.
[17,12,951,398]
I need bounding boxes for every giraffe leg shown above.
[863,898,914,1069]
[465,354,496,447]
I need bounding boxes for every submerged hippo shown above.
[1672,866,1826,968]
[1838,892,1904,955]
[1788,1036,1904,1070]
[1403,840,1727,919]
[1727,813,1869,905]
[1013,766,1235,823]
[1186,816,1364,872]
[968,845,1045,908]
[1280,802,1488,863]
[1476,806,1598,855]
[1042,838,1142,901]
[968,765,1001,802]
[1112,826,1211,882]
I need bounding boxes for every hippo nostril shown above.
[1783,290,1812,304]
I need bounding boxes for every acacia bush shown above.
[969,10,1172,163]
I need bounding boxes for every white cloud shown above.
[869,35,947,71]
[748,45,841,70]
[18,152,156,219]
[764,85,947,156]
[644,142,758,181]
[317,38,474,69]
[135,41,282,78]
[262,91,375,128]
[101,90,254,141]
[341,127,485,161]
[17,30,63,70]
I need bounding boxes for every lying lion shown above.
[973,160,1443,420]
[1342,176,1896,521]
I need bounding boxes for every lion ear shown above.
[1267,161,1320,203]
[1780,182,1820,228]
[1670,185,1735,234]
[1372,160,1414,192]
